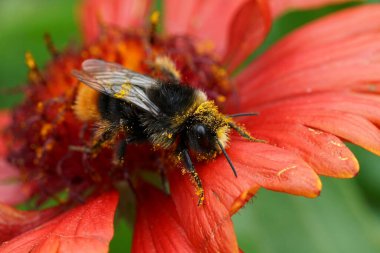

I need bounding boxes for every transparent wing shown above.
[72,59,160,115]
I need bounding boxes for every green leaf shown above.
[233,178,380,253]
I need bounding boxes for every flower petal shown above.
[0,111,30,205]
[132,185,196,253]
[0,204,61,243]
[168,142,320,251]
[0,192,118,253]
[169,170,242,253]
[234,5,380,176]
[223,0,272,72]
[203,142,321,198]
[164,0,271,71]
[269,0,357,18]
[236,4,380,106]
[241,91,380,176]
[0,160,31,205]
[0,111,10,157]
[80,0,152,43]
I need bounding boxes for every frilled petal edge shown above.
[0,191,118,253]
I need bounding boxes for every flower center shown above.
[8,26,232,203]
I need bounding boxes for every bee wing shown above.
[72,59,160,115]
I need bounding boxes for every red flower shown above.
[1,0,379,252]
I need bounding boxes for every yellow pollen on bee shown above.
[114,83,130,99]
[216,125,230,148]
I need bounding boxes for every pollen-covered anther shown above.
[211,65,230,93]
[25,52,43,84]
[196,40,215,54]
[150,10,160,26]
[40,123,53,138]
[44,33,59,58]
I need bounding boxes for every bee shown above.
[72,59,259,205]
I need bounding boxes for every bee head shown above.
[185,101,230,159]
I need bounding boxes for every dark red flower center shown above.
[8,26,232,204]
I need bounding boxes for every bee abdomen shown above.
[73,83,101,122]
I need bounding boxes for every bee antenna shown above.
[228,112,259,118]
[217,139,238,178]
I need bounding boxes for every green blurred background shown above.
[1,0,380,252]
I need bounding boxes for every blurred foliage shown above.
[1,0,380,253]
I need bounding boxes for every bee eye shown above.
[187,124,214,153]
[194,124,207,137]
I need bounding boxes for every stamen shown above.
[149,10,160,44]
[0,86,25,95]
[44,33,59,58]
[25,51,43,84]
[217,139,238,178]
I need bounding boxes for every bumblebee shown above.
[72,59,258,205]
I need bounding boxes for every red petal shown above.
[132,185,196,253]
[164,0,271,71]
[0,204,61,243]
[0,111,30,205]
[0,111,10,157]
[0,160,31,205]
[80,0,152,43]
[236,5,380,106]
[203,142,321,198]
[246,91,380,154]
[269,0,356,18]
[0,192,118,253]
[169,170,243,253]
[168,142,320,251]
[244,120,359,178]
[223,0,272,72]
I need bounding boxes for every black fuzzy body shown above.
[97,81,198,147]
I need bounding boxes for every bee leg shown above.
[181,148,205,206]
[156,157,169,194]
[69,127,117,155]
[113,139,127,167]
[151,56,181,81]
[228,121,267,143]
